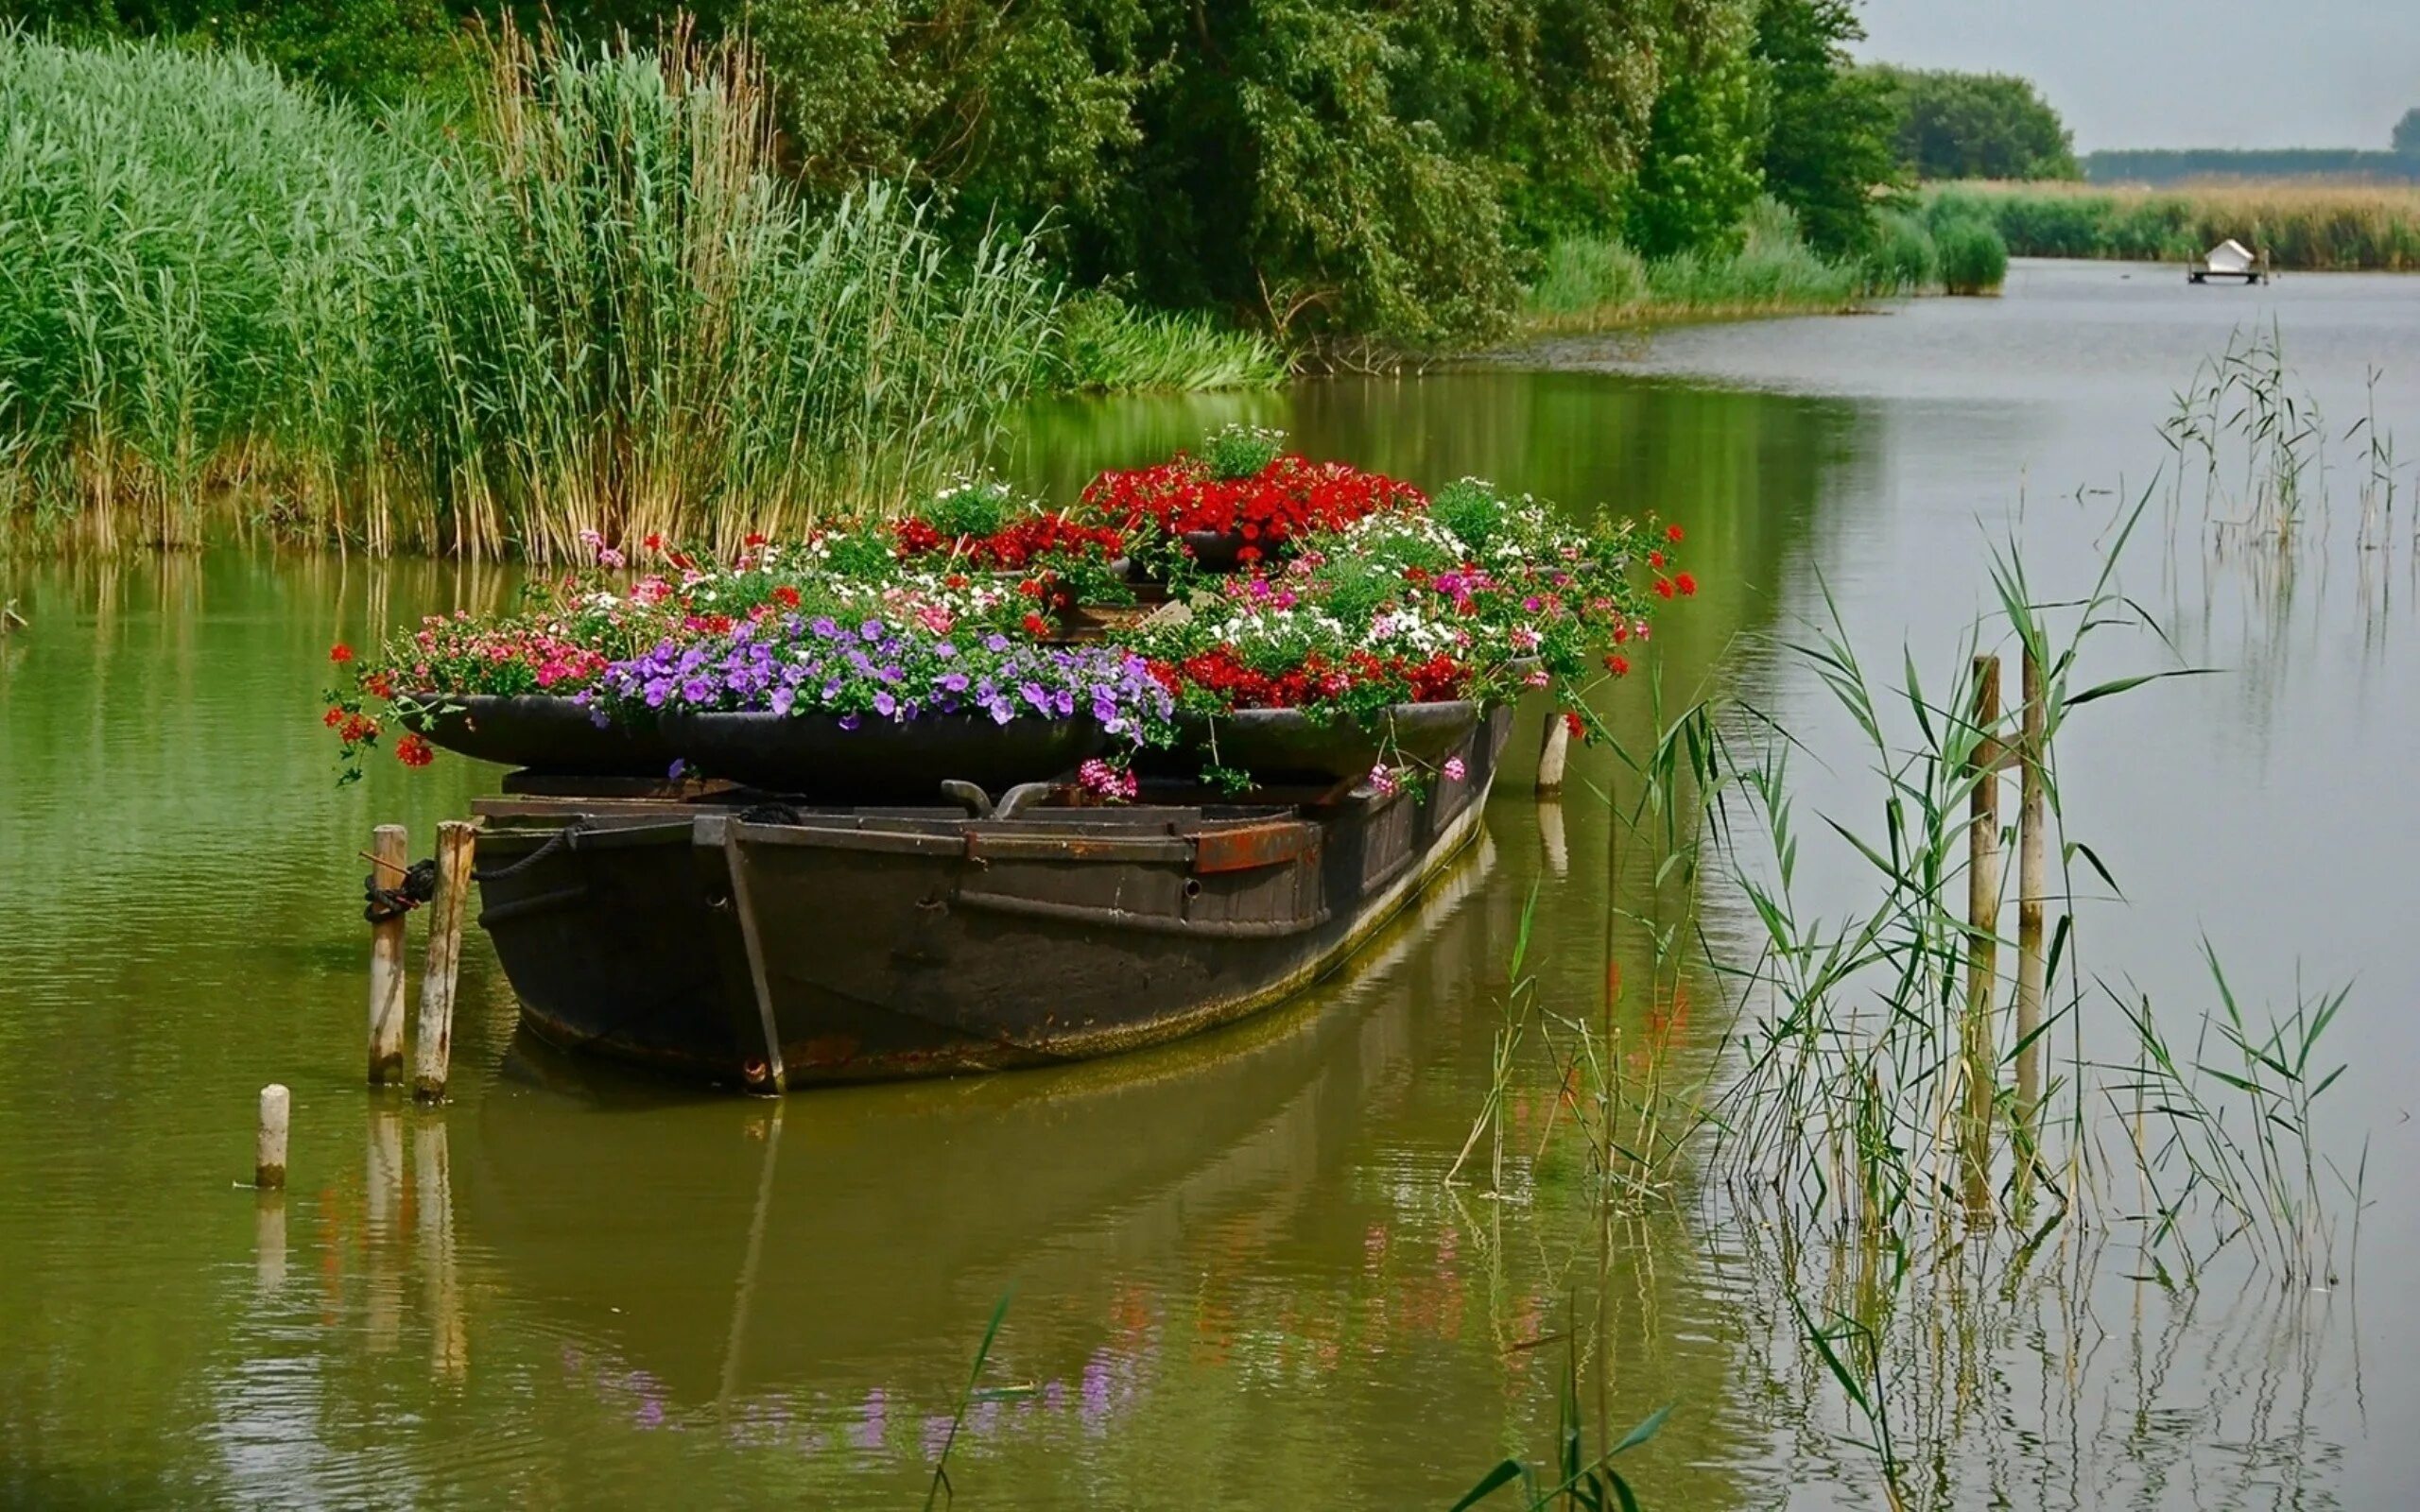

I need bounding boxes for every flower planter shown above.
[402,693,675,775]
[1150,700,1483,784]
[659,711,1107,799]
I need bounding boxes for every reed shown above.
[0,28,1067,558]
[1930,179,2420,271]
[1055,292,1288,393]
[1522,198,1870,331]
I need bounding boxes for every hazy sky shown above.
[1855,1,2418,151]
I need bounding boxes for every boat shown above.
[2187,238,2270,284]
[468,705,1514,1091]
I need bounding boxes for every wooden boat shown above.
[469,705,1512,1091]
[2188,237,2270,284]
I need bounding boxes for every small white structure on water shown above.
[2188,238,2270,284]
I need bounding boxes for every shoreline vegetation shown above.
[0,4,2037,559]
[1926,180,2420,271]
[0,29,1281,557]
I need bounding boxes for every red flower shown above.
[363,670,395,700]
[1604,654,1631,678]
[643,533,665,551]
[329,644,354,664]
[1654,577,1675,600]
[1649,550,1666,569]
[393,733,435,768]
[1675,572,1697,596]
[337,713,378,745]
[771,585,802,610]
[322,707,344,728]
[1666,524,1685,543]
[744,532,769,548]
[1563,711,1585,738]
[1021,612,1051,637]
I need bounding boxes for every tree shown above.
[2394,108,2420,156]
[1622,1,1765,260]
[1753,0,1902,254]
[1871,66,2079,180]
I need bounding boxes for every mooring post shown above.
[366,823,409,1086]
[411,820,477,1104]
[2014,647,2048,1132]
[255,1083,290,1190]
[1961,657,2003,1203]
[1535,713,1571,795]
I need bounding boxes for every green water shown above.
[4,262,2414,1507]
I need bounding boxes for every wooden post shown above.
[411,820,477,1104]
[1960,658,2003,1202]
[255,1084,290,1190]
[366,823,409,1086]
[1535,713,1571,795]
[2014,648,2048,1129]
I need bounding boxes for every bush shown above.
[1865,210,1939,291]
[1933,216,2009,295]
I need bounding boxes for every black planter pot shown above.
[1147,700,1483,784]
[402,693,676,776]
[659,711,1108,799]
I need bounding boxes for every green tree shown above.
[1752,0,1900,254]
[2393,107,2420,156]
[1622,2,1764,260]
[1872,66,2079,180]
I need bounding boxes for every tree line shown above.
[4,0,2076,344]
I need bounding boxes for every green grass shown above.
[0,30,1277,560]
[1521,198,1940,331]
[1056,292,1288,392]
[1523,199,1869,329]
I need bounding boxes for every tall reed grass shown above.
[1523,198,1871,331]
[1931,180,2420,271]
[0,30,1261,558]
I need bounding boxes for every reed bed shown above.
[0,29,1076,559]
[1931,179,2420,270]
[1522,199,1873,332]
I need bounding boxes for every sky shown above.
[1854,0,2418,151]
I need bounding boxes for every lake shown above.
[3,260,2413,1508]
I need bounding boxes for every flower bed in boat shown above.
[320,429,1694,796]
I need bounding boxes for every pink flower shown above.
[1368,765,1400,797]
[1442,756,1466,782]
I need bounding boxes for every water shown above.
[3,260,2415,1507]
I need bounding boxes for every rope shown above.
[363,859,437,925]
[469,820,583,885]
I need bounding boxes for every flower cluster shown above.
[320,438,1693,789]
[591,613,1174,743]
[1078,432,1425,570]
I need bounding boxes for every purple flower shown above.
[858,619,885,642]
[810,616,839,639]
[873,691,897,717]
[939,671,969,694]
[838,713,861,730]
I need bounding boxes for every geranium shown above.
[1079,428,1426,571]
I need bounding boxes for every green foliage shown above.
[2394,108,2420,156]
[1054,292,1288,393]
[1752,0,1901,255]
[1524,198,1870,328]
[1201,423,1287,481]
[0,29,1063,554]
[1863,209,1938,291]
[5,0,480,101]
[1929,212,2008,295]
[1623,17,1765,260]
[1872,65,2078,181]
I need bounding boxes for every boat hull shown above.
[472,707,1512,1090]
